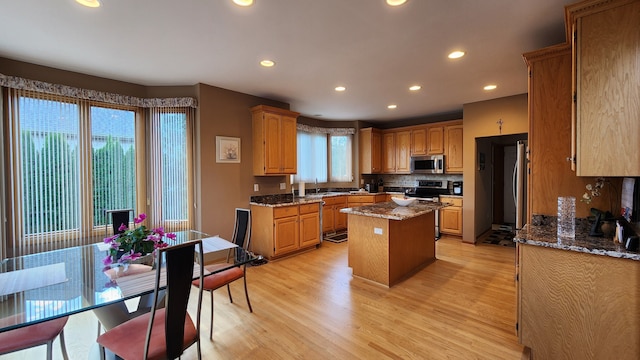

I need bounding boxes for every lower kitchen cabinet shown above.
[322,196,348,234]
[517,243,640,359]
[439,195,462,236]
[347,194,386,208]
[251,202,321,260]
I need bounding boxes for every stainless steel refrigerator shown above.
[512,140,528,229]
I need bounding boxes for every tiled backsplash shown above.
[362,174,463,189]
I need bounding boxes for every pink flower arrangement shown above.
[103,213,175,266]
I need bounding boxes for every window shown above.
[147,108,193,231]
[5,88,194,255]
[330,135,352,182]
[91,106,137,227]
[295,128,353,184]
[295,131,327,183]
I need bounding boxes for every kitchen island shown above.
[341,200,449,287]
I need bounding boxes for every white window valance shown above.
[297,123,355,136]
[0,73,197,108]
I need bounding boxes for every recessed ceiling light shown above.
[386,0,408,6]
[233,0,254,6]
[76,0,101,8]
[484,84,497,91]
[335,86,346,92]
[388,104,397,109]
[260,60,275,67]
[448,51,465,59]
[409,85,421,91]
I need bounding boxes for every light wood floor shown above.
[1,236,525,359]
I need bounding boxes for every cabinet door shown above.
[371,130,382,173]
[411,127,427,156]
[445,125,463,173]
[382,132,396,173]
[264,113,282,174]
[395,130,411,173]
[299,212,320,248]
[440,207,462,235]
[322,205,335,233]
[427,126,444,155]
[335,204,348,230]
[573,0,640,176]
[274,216,298,255]
[280,115,297,174]
[359,128,382,174]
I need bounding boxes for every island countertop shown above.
[340,201,450,221]
[514,220,640,261]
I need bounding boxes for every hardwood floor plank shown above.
[0,236,525,360]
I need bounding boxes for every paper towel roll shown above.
[299,182,305,197]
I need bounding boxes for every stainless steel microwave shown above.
[410,155,444,174]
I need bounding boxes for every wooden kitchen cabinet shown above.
[250,202,320,260]
[567,0,640,176]
[322,196,348,234]
[251,105,299,176]
[359,128,382,174]
[517,243,640,359]
[444,123,463,174]
[427,126,444,155]
[410,126,427,156]
[299,203,320,248]
[523,42,618,219]
[347,194,386,208]
[382,130,411,174]
[439,195,462,236]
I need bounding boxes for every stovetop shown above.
[405,180,450,198]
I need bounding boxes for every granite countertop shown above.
[250,191,393,207]
[340,200,450,221]
[514,218,640,261]
[249,193,323,207]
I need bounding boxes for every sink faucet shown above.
[315,178,319,193]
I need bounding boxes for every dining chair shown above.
[192,207,254,339]
[95,208,165,338]
[96,240,204,360]
[0,315,69,360]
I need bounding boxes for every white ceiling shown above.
[0,0,574,122]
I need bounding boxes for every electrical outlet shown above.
[253,184,259,192]
[360,179,364,185]
[280,182,286,190]
[374,227,383,235]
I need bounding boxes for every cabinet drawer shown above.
[299,203,319,215]
[323,196,346,206]
[440,196,462,207]
[274,205,298,219]
[348,195,375,204]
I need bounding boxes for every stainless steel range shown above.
[405,180,451,239]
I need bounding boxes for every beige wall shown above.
[462,94,528,243]
[195,83,290,238]
[0,57,298,240]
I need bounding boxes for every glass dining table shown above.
[0,230,257,333]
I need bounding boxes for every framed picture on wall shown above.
[216,136,241,163]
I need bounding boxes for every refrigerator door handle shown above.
[512,160,518,206]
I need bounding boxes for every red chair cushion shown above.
[96,308,197,360]
[0,315,68,354]
[192,266,244,291]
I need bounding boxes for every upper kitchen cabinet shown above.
[411,125,444,156]
[444,122,463,174]
[359,127,382,174]
[382,130,411,174]
[427,126,445,155]
[251,105,299,176]
[567,0,640,176]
